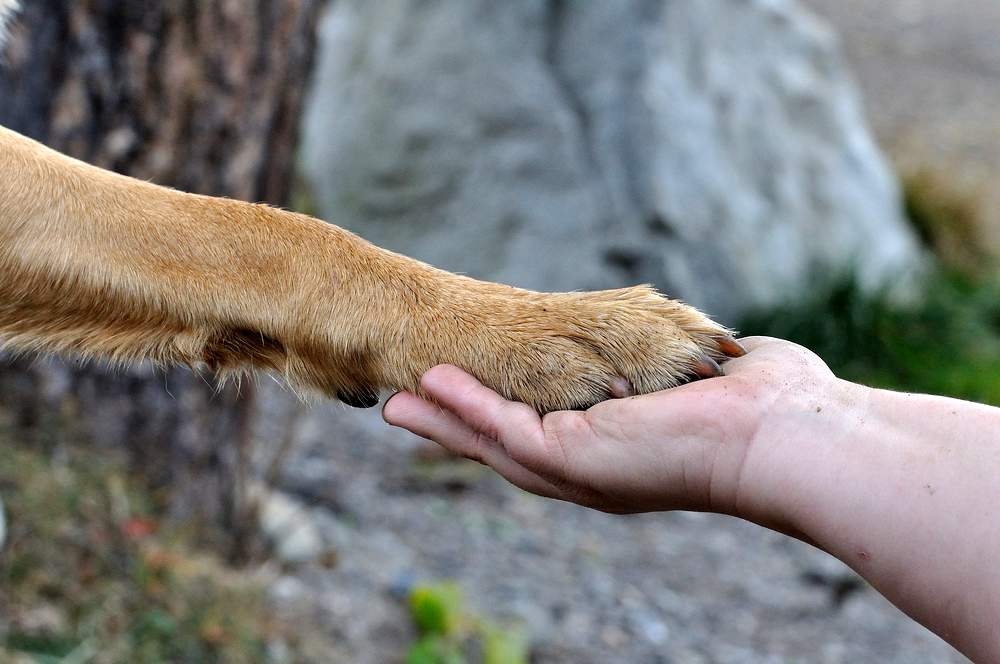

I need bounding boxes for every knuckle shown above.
[464,433,491,465]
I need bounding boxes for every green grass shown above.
[405,582,529,664]
[903,170,988,272]
[739,271,1000,406]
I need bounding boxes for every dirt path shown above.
[804,0,1000,252]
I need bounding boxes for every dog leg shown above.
[0,125,743,413]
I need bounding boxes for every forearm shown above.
[1,125,322,326]
[0,125,525,404]
[0,124,409,390]
[1,124,744,411]
[754,382,1000,661]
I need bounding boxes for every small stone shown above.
[256,486,325,564]
[630,610,670,645]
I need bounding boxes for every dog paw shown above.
[431,284,744,413]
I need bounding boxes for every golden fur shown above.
[0,124,741,413]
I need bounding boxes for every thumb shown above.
[419,365,578,480]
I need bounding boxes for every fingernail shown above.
[382,392,401,421]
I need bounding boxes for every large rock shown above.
[302,0,922,322]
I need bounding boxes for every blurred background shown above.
[0,0,996,661]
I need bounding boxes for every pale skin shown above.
[383,337,1000,662]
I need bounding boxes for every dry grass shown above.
[902,169,993,274]
[0,427,294,663]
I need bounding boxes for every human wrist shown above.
[730,373,875,543]
[766,384,1000,661]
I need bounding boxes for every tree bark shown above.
[0,0,322,555]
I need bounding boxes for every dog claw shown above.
[338,388,380,409]
[692,355,723,379]
[715,336,747,358]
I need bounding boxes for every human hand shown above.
[382,337,844,518]
[384,336,1000,661]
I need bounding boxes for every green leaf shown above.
[483,625,529,664]
[405,635,465,664]
[409,583,464,636]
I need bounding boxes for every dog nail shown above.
[692,355,722,378]
[338,389,380,409]
[715,336,747,358]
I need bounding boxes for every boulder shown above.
[302,0,922,322]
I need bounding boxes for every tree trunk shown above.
[0,0,322,557]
